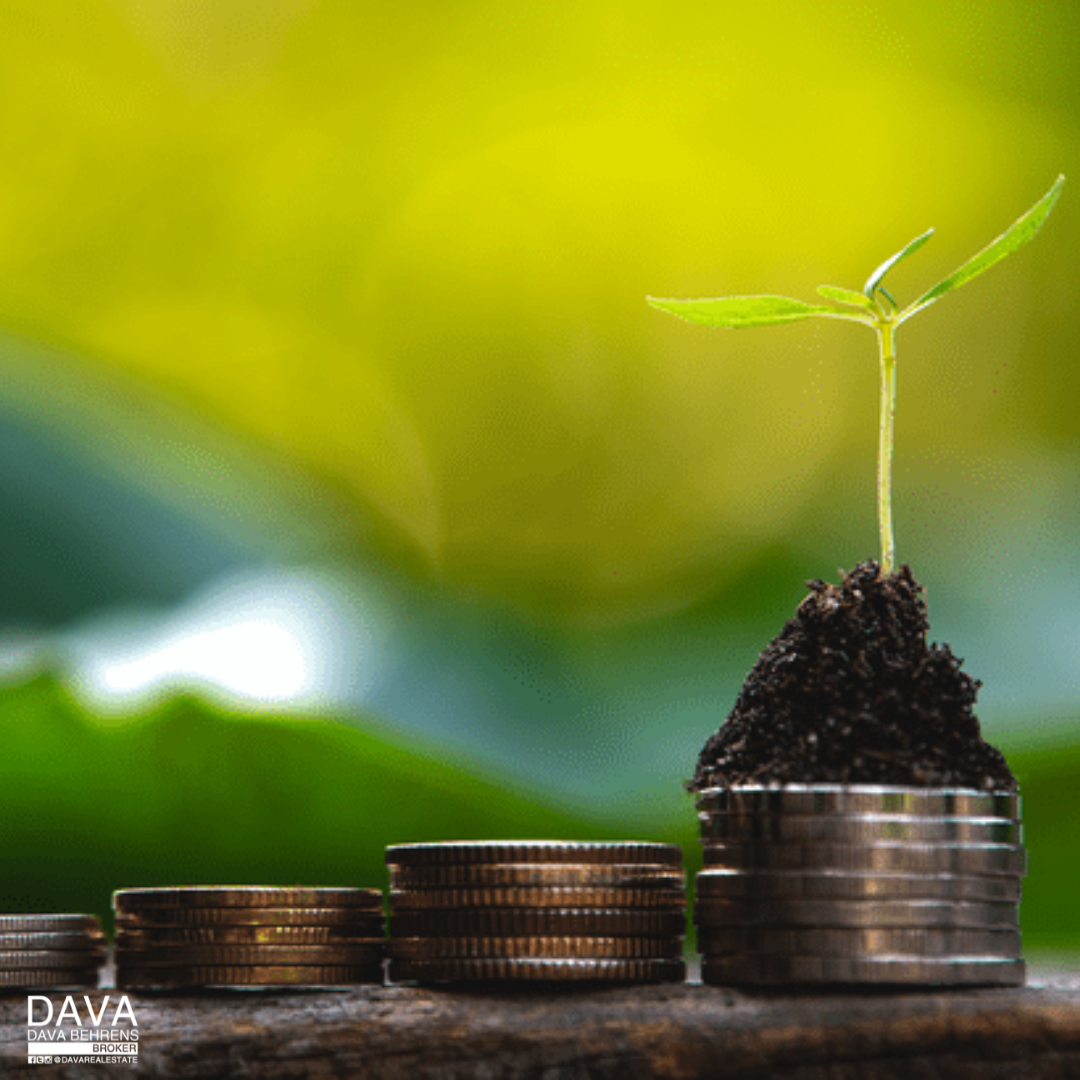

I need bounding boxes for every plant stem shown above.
[876,321,897,576]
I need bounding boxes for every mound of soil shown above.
[691,561,1016,792]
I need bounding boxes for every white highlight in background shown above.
[101,618,308,701]
[58,566,391,718]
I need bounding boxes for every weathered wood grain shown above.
[2,970,1078,1078]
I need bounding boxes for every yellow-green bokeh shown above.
[1,0,1077,624]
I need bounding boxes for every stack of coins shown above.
[0,914,106,989]
[387,842,687,984]
[113,887,385,989]
[696,786,1026,986]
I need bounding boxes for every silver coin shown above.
[695,869,1023,903]
[701,953,1026,986]
[696,786,1020,819]
[694,898,1019,929]
[697,926,1021,959]
[699,814,1021,845]
[0,915,101,934]
[701,841,1026,876]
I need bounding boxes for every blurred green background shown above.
[1,0,1077,951]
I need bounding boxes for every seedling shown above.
[648,176,1065,577]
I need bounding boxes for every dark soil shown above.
[691,561,1017,792]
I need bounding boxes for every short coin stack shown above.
[0,914,105,989]
[696,786,1026,986]
[113,887,385,989]
[387,841,686,984]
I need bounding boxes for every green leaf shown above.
[646,294,862,328]
[0,675,610,927]
[817,284,876,310]
[901,174,1066,321]
[863,228,934,301]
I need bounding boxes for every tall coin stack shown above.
[696,786,1026,986]
[113,887,386,989]
[387,842,687,984]
[0,914,105,989]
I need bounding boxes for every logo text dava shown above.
[27,995,138,1041]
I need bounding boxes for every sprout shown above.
[648,175,1065,577]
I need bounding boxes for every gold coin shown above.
[0,950,107,970]
[114,944,385,966]
[390,887,686,910]
[388,957,686,983]
[389,864,685,889]
[113,887,383,911]
[389,936,683,960]
[0,931,106,950]
[385,842,682,867]
[0,968,100,988]
[115,964,384,988]
[0,915,101,933]
[390,908,687,939]
[115,925,385,947]
[114,907,385,927]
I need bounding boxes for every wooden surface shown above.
[2,964,1079,1078]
